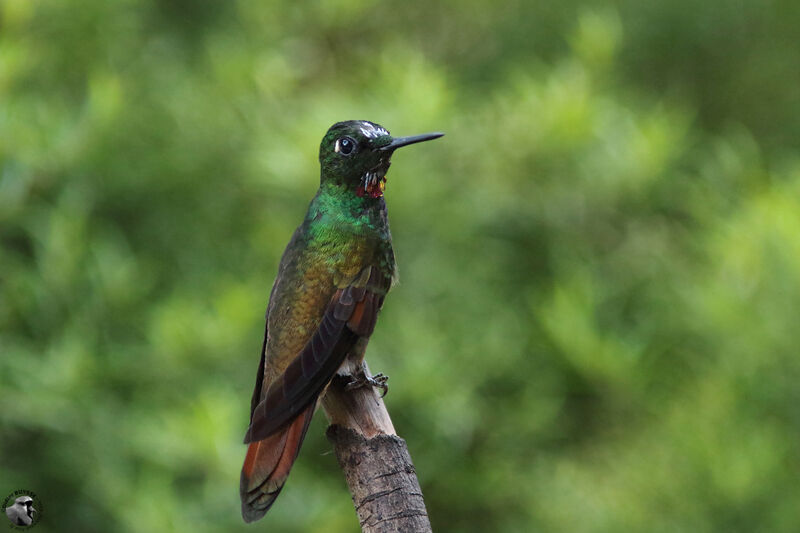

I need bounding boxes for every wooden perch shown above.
[322,363,432,533]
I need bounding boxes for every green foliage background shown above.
[2,1,800,531]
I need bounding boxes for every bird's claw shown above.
[345,372,389,397]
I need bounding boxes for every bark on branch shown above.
[322,364,432,533]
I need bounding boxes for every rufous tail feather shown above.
[239,402,315,522]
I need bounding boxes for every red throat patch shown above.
[356,177,386,198]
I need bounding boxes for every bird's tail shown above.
[239,401,315,522]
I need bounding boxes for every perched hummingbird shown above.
[240,120,443,522]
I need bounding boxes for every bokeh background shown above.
[2,1,800,531]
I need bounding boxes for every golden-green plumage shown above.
[263,183,396,385]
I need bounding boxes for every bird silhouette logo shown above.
[2,491,41,529]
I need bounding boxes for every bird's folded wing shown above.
[244,266,389,443]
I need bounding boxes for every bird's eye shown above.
[335,137,356,156]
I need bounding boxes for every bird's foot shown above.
[345,372,389,398]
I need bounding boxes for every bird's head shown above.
[319,120,443,198]
[14,496,35,517]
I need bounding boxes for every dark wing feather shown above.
[244,267,389,444]
[249,321,268,422]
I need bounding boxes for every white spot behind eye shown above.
[334,139,341,152]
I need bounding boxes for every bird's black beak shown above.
[380,132,444,151]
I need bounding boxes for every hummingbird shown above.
[240,120,443,522]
